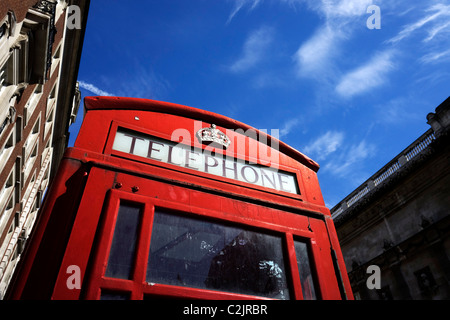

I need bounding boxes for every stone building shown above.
[0,0,89,298]
[331,97,450,299]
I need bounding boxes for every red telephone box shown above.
[7,96,353,300]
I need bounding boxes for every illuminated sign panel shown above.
[112,128,299,195]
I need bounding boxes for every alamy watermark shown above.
[66,5,81,30]
[66,265,81,290]
[366,5,381,30]
[366,265,381,290]
[66,4,381,30]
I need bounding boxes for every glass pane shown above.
[147,210,290,299]
[105,202,141,279]
[294,240,317,300]
[100,290,130,300]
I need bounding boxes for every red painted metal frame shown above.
[49,167,340,300]
[5,96,353,300]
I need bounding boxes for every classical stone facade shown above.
[332,97,450,300]
[0,0,89,299]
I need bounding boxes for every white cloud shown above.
[420,48,450,64]
[424,20,450,42]
[303,130,345,161]
[388,4,450,44]
[293,25,343,76]
[280,118,300,137]
[78,80,114,96]
[229,26,274,73]
[293,0,376,77]
[227,0,262,24]
[323,139,376,177]
[335,50,395,98]
[320,0,374,18]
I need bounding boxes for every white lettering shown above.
[183,304,217,317]
[112,129,299,194]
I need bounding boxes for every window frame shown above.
[85,188,323,300]
[0,162,15,249]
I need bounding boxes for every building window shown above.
[0,10,17,99]
[25,85,43,125]
[50,44,61,76]
[414,266,437,293]
[0,169,14,204]
[24,117,40,163]
[32,117,40,135]
[0,166,15,236]
[0,63,8,99]
[0,129,15,167]
[0,62,6,89]
[45,108,54,138]
[3,34,30,86]
[0,11,17,46]
[22,117,40,191]
[46,83,57,118]
[0,106,16,138]
[0,23,6,39]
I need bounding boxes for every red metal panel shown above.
[285,233,304,300]
[51,167,117,299]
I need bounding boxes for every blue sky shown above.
[72,0,450,209]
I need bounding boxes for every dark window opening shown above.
[294,239,317,300]
[105,202,142,280]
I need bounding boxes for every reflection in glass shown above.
[105,202,141,279]
[147,210,290,299]
[294,240,317,300]
[100,290,130,300]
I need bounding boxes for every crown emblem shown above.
[196,124,231,149]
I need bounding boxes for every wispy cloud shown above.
[303,129,376,189]
[335,50,396,98]
[372,96,422,125]
[420,48,450,64]
[317,0,374,18]
[229,26,274,73]
[118,66,171,99]
[293,0,375,78]
[227,0,262,24]
[293,25,343,77]
[78,80,115,96]
[323,139,376,178]
[303,130,345,161]
[424,20,450,42]
[387,4,450,44]
[280,118,300,137]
